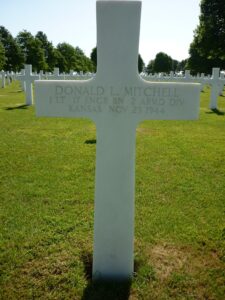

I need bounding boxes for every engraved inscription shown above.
[50,85,185,115]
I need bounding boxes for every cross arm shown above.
[35,78,201,124]
[134,80,201,122]
[35,79,102,122]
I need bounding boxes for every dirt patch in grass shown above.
[136,127,159,135]
[1,250,80,299]
[148,243,223,279]
[148,243,189,280]
[146,243,225,299]
[22,251,70,279]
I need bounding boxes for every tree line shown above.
[0,25,184,75]
[0,0,224,75]
[146,52,186,74]
[0,26,145,74]
[0,27,95,73]
[187,0,225,74]
[147,0,225,75]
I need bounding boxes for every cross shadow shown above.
[80,252,138,300]
[4,104,28,110]
[85,139,96,144]
[81,280,131,300]
[206,108,225,116]
[9,90,23,93]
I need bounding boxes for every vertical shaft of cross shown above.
[1,71,5,88]
[25,65,33,105]
[96,1,141,83]
[210,68,220,109]
[93,119,137,279]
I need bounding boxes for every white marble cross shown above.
[39,70,46,80]
[184,70,191,82]
[48,67,65,80]
[209,68,224,109]
[170,71,174,78]
[199,73,206,92]
[1,71,5,88]
[35,0,200,280]
[6,71,11,85]
[219,73,225,96]
[64,70,75,80]
[17,69,26,91]
[17,65,39,105]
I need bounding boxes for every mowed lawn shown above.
[0,80,225,300]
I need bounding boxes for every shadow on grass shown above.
[82,280,131,300]
[85,139,96,145]
[9,90,23,93]
[80,252,143,300]
[4,104,28,110]
[206,108,225,116]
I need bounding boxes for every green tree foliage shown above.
[147,52,173,74]
[146,60,154,74]
[74,47,94,73]
[188,0,225,74]
[154,52,172,73]
[177,59,188,71]
[56,43,94,73]
[16,30,47,71]
[90,47,97,72]
[35,31,56,71]
[138,54,145,73]
[0,41,6,70]
[171,59,179,72]
[54,48,66,72]
[0,26,24,71]
[56,43,78,72]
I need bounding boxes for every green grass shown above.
[0,81,225,299]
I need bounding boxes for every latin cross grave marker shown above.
[35,0,200,280]
[64,70,75,80]
[17,69,26,91]
[209,68,224,109]
[17,64,39,105]
[6,71,11,85]
[49,67,65,80]
[219,73,225,96]
[1,70,5,88]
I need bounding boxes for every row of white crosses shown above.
[35,0,200,280]
[15,66,94,105]
[16,65,40,106]
[178,69,224,109]
[17,69,26,92]
[142,68,225,110]
[39,68,93,80]
[14,65,224,109]
[1,71,6,88]
[16,66,66,105]
[48,68,65,80]
[208,68,225,109]
[1,70,15,88]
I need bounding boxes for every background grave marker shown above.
[1,71,5,88]
[17,65,39,105]
[209,68,222,109]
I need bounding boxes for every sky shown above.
[1,0,201,65]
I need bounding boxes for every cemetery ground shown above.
[0,81,225,300]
